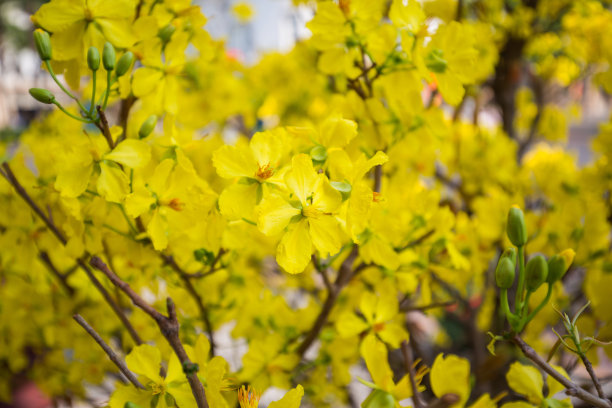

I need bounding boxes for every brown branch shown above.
[89,256,209,408]
[297,245,359,357]
[73,314,144,390]
[163,254,216,357]
[1,163,142,346]
[513,335,611,408]
[579,352,606,400]
[401,340,424,408]
[396,229,436,252]
[96,106,114,150]
[426,394,460,408]
[39,251,75,296]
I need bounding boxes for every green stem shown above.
[52,101,93,123]
[102,70,112,110]
[515,245,525,311]
[522,284,553,328]
[89,70,97,116]
[44,60,88,113]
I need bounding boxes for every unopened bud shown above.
[525,255,548,292]
[310,145,327,163]
[507,206,527,247]
[362,390,395,408]
[138,115,158,139]
[33,29,52,61]
[102,42,116,71]
[158,24,176,43]
[29,88,55,104]
[115,51,135,77]
[87,47,100,71]
[330,181,352,200]
[124,402,142,408]
[547,249,575,283]
[496,256,515,289]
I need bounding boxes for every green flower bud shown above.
[87,47,100,71]
[102,42,116,71]
[29,88,55,104]
[496,256,515,289]
[33,29,52,61]
[425,48,447,73]
[115,51,135,77]
[547,249,574,284]
[525,255,548,292]
[362,390,395,408]
[507,206,527,247]
[138,115,158,139]
[124,403,142,408]
[330,181,352,200]
[158,24,176,43]
[310,145,328,163]
[500,247,517,265]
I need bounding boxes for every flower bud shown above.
[310,145,327,163]
[525,255,548,292]
[507,206,527,247]
[138,115,158,139]
[102,42,116,71]
[496,256,515,289]
[362,390,395,408]
[115,51,135,77]
[547,248,575,284]
[158,24,176,43]
[124,402,141,408]
[425,49,447,74]
[33,29,52,61]
[87,47,100,71]
[29,88,55,104]
[331,181,352,200]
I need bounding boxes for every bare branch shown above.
[73,314,144,389]
[401,340,424,408]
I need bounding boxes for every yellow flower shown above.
[32,0,136,62]
[238,385,260,408]
[213,130,289,221]
[109,344,195,408]
[337,280,408,348]
[502,362,571,408]
[257,154,345,274]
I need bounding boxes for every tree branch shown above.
[402,340,424,408]
[73,314,144,390]
[89,256,209,408]
[39,251,75,296]
[513,335,611,408]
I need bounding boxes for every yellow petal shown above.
[360,334,393,391]
[212,144,258,179]
[55,163,94,198]
[218,182,259,221]
[311,175,342,213]
[285,154,317,204]
[148,210,168,250]
[109,384,152,408]
[547,365,571,397]
[104,139,151,168]
[318,116,357,148]
[268,385,304,408]
[378,323,408,349]
[308,215,343,257]
[97,162,129,203]
[250,130,285,168]
[132,67,164,97]
[277,219,311,274]
[125,344,162,382]
[430,353,471,407]
[336,312,369,337]
[125,189,155,218]
[436,73,465,106]
[257,195,301,236]
[96,18,137,48]
[32,0,85,32]
[506,362,543,403]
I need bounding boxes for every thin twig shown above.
[401,340,424,408]
[297,245,359,357]
[89,257,209,408]
[96,106,114,150]
[426,394,460,408]
[1,163,142,346]
[579,352,606,399]
[39,251,75,296]
[396,229,436,252]
[73,314,144,389]
[513,335,611,408]
[400,300,456,313]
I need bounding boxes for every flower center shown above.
[302,205,321,219]
[164,198,184,211]
[255,163,274,181]
[238,385,260,408]
[372,322,386,333]
[150,381,166,395]
[84,8,94,21]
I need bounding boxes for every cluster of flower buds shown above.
[495,206,575,332]
[29,28,135,125]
